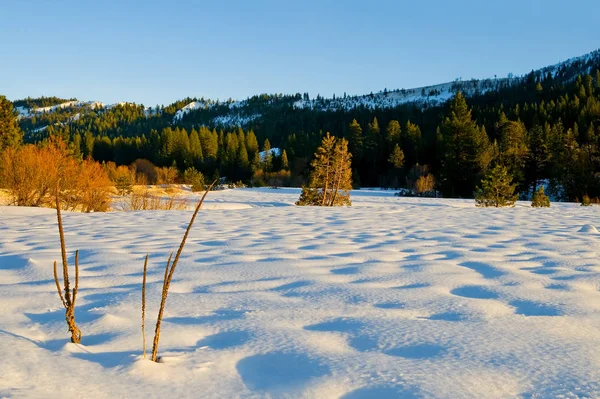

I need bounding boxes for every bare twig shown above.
[53,261,66,308]
[141,254,148,359]
[150,180,216,362]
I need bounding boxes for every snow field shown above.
[1,189,600,398]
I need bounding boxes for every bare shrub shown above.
[132,159,157,185]
[120,187,188,211]
[52,188,82,344]
[265,170,291,188]
[156,166,179,185]
[415,174,435,196]
[0,138,112,211]
[63,159,113,212]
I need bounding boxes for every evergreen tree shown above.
[475,165,518,207]
[526,124,549,195]
[388,144,405,168]
[365,117,382,170]
[262,138,272,172]
[71,133,82,160]
[388,143,405,189]
[237,140,249,167]
[251,151,261,173]
[531,186,550,207]
[348,119,363,160]
[281,149,289,170]
[439,92,492,197]
[83,131,95,158]
[183,167,205,192]
[498,116,528,189]
[297,133,352,206]
[385,120,401,144]
[0,96,22,151]
[189,129,203,166]
[401,121,422,167]
[246,130,259,158]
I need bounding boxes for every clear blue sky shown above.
[2,0,599,106]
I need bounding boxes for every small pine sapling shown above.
[475,165,518,208]
[531,186,550,207]
[582,194,592,206]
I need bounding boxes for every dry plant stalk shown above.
[52,187,82,344]
[149,180,216,362]
[141,254,148,359]
[121,188,189,211]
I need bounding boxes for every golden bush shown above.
[0,139,112,211]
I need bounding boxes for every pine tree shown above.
[475,165,518,207]
[526,124,549,195]
[348,119,363,160]
[365,117,382,168]
[246,130,259,158]
[237,140,248,167]
[251,151,261,173]
[439,92,492,197]
[296,133,352,206]
[262,138,272,172]
[281,149,289,170]
[83,132,95,158]
[388,144,405,168]
[189,129,203,166]
[71,133,82,160]
[386,120,401,144]
[183,167,205,192]
[531,186,550,207]
[0,96,23,151]
[498,116,528,188]
[402,121,422,167]
[225,132,239,166]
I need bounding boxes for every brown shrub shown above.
[415,174,435,196]
[119,187,188,211]
[132,159,157,185]
[156,166,179,185]
[0,138,112,211]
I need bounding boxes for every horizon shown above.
[2,0,600,106]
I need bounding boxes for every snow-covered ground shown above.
[1,189,600,398]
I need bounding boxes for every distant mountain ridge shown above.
[13,48,600,131]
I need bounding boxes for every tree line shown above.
[5,52,600,200]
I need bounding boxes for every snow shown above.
[212,113,261,127]
[31,100,104,114]
[172,99,259,126]
[539,49,600,79]
[259,147,281,160]
[173,101,207,121]
[2,191,600,398]
[292,78,517,112]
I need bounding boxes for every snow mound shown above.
[578,224,599,234]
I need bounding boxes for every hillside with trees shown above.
[6,49,600,201]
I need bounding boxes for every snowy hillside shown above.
[292,79,508,111]
[13,48,600,126]
[16,100,153,119]
[1,189,600,398]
